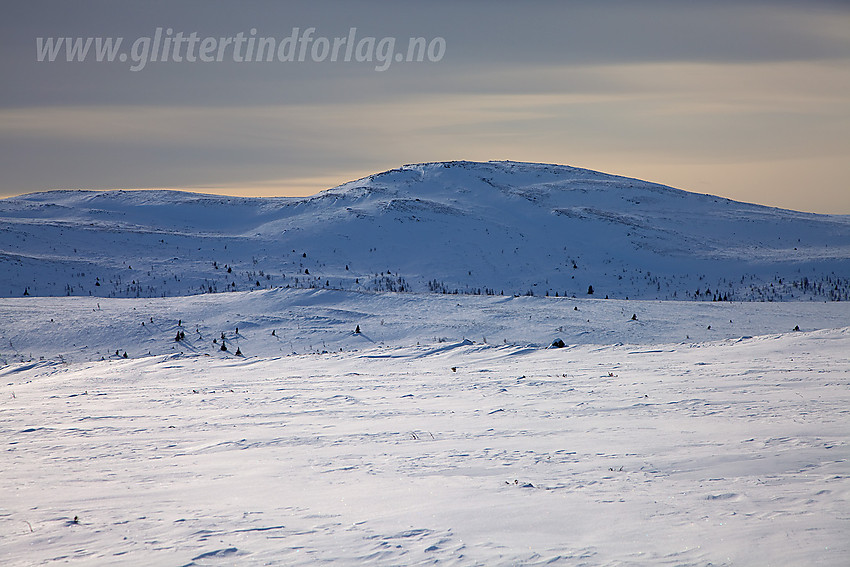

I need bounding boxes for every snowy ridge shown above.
[3,287,850,365]
[2,160,849,300]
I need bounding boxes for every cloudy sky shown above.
[2,0,848,213]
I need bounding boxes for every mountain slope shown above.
[2,161,849,300]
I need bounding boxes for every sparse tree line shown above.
[10,245,850,302]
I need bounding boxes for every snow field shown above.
[2,321,848,565]
[3,287,850,366]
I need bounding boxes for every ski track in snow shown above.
[1,293,849,565]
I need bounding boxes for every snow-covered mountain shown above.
[2,160,849,300]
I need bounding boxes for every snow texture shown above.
[1,309,848,565]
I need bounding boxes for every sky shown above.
[1,0,849,213]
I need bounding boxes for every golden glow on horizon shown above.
[2,59,847,213]
[98,154,847,217]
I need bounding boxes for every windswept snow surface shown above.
[2,288,850,365]
[1,291,849,565]
[2,161,849,301]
